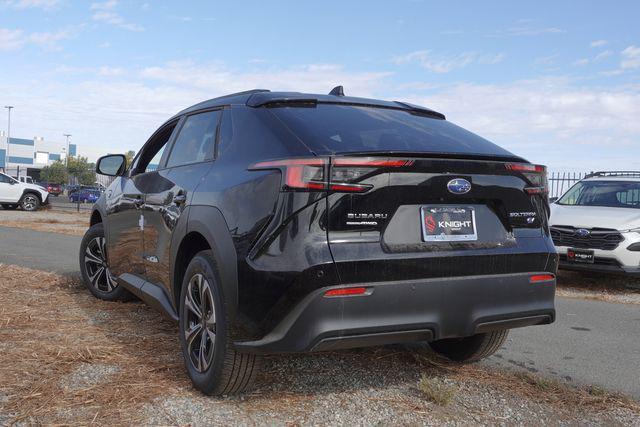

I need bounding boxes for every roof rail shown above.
[585,171,640,178]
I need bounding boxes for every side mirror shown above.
[549,197,558,203]
[96,154,127,177]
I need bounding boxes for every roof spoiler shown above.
[393,101,446,120]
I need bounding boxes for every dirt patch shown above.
[557,270,640,304]
[0,265,638,425]
[0,209,90,236]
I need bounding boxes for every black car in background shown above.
[80,88,557,395]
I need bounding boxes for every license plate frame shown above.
[420,206,478,242]
[567,248,595,264]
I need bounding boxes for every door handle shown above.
[173,194,187,205]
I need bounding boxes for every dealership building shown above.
[0,132,77,181]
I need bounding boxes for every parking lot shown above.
[1,207,639,425]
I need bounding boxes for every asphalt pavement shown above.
[0,225,81,275]
[484,298,640,399]
[0,225,638,398]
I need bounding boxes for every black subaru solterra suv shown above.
[80,88,557,395]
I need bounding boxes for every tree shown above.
[66,155,96,185]
[66,155,91,177]
[40,161,68,184]
[125,150,135,167]
[77,168,96,185]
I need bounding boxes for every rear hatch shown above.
[263,100,554,284]
[325,156,552,284]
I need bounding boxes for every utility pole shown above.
[4,106,13,173]
[64,133,72,166]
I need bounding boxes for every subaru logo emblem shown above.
[447,178,472,195]
[575,228,590,237]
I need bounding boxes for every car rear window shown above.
[558,180,640,208]
[267,103,517,158]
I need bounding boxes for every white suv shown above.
[0,172,49,211]
[550,172,640,276]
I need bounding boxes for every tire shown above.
[20,193,40,211]
[179,250,260,395]
[79,223,132,301]
[429,330,509,363]
[1,204,18,210]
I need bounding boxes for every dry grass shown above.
[0,265,187,425]
[411,349,640,413]
[556,271,640,305]
[0,209,90,235]
[417,374,457,406]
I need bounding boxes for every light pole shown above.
[4,106,13,172]
[64,133,72,166]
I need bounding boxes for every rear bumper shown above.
[234,272,556,354]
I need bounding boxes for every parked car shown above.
[80,88,557,396]
[13,176,34,184]
[69,189,101,204]
[550,171,640,276]
[38,182,63,196]
[68,184,101,196]
[0,172,49,211]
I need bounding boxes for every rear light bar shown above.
[529,274,555,283]
[323,286,370,297]
[250,157,413,193]
[506,163,548,196]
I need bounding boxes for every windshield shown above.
[268,103,518,158]
[558,180,640,209]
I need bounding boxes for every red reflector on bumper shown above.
[323,287,368,297]
[530,274,555,283]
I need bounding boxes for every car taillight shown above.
[529,274,555,283]
[250,157,413,193]
[323,286,370,297]
[506,163,548,195]
[330,157,414,192]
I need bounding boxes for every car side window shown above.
[166,110,221,168]
[0,173,13,184]
[132,121,178,175]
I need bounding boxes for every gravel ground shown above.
[1,265,638,426]
[0,207,89,235]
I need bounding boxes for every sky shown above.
[1,0,639,172]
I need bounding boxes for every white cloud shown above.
[534,54,559,66]
[401,78,640,169]
[140,61,391,96]
[594,50,613,62]
[98,66,125,76]
[488,24,565,38]
[392,50,504,73]
[2,0,60,9]
[590,40,608,48]
[621,45,640,70]
[91,0,144,32]
[0,28,24,50]
[573,58,589,67]
[0,26,78,51]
